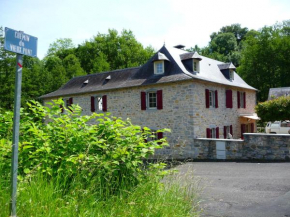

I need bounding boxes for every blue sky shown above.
[1,0,289,59]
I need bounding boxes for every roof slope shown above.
[41,45,256,99]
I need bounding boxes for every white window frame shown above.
[209,90,215,108]
[94,96,103,111]
[147,91,157,109]
[193,60,200,72]
[154,61,164,74]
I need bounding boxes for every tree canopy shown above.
[0,28,154,110]
[238,21,290,101]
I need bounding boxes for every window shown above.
[205,89,218,108]
[147,130,157,141]
[206,127,219,138]
[209,91,215,107]
[245,123,254,133]
[193,60,200,72]
[241,123,253,139]
[237,91,246,108]
[211,128,216,138]
[224,125,233,138]
[65,98,73,108]
[62,97,73,112]
[148,92,157,109]
[229,69,234,80]
[141,90,163,110]
[143,129,163,144]
[226,90,233,108]
[95,96,103,111]
[91,95,107,112]
[154,61,164,74]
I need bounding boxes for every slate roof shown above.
[268,87,290,100]
[41,45,256,99]
[218,63,236,70]
[180,51,202,61]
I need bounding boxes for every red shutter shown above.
[91,96,95,112]
[230,125,233,136]
[102,95,107,111]
[206,128,211,138]
[157,132,163,144]
[226,90,233,108]
[244,92,246,108]
[215,90,218,108]
[141,92,146,110]
[237,91,240,108]
[224,126,227,139]
[251,123,254,133]
[241,124,246,139]
[69,97,73,105]
[157,132,163,139]
[216,127,219,138]
[157,90,163,110]
[205,89,209,108]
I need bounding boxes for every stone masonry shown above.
[44,78,256,159]
[194,134,290,160]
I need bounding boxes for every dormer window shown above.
[229,69,234,80]
[154,61,164,74]
[152,52,169,75]
[193,60,200,72]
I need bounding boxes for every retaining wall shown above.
[193,133,290,160]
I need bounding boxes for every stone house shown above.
[268,87,290,100]
[41,45,259,158]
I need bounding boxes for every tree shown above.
[196,24,248,67]
[238,21,290,101]
[0,26,16,109]
[75,29,155,73]
[63,54,85,78]
[255,96,290,122]
[212,24,249,45]
[46,38,75,56]
[44,55,67,91]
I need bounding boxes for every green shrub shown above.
[255,96,290,122]
[0,99,169,196]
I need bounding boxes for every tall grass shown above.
[0,168,200,217]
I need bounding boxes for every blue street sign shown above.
[4,27,38,57]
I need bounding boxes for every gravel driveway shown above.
[176,162,290,217]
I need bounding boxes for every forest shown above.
[0,20,290,110]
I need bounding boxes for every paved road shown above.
[176,162,290,217]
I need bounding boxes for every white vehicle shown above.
[265,121,290,134]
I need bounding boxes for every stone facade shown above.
[44,78,256,159]
[194,134,290,160]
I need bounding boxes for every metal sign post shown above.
[4,27,37,217]
[10,54,23,217]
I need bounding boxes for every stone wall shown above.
[192,80,257,139]
[193,134,290,161]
